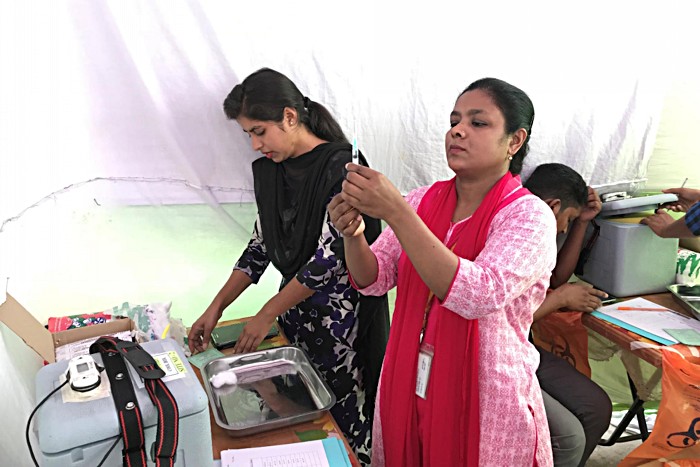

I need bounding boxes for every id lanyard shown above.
[416,291,435,399]
[416,240,458,399]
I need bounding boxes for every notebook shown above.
[592,297,700,345]
[220,437,352,467]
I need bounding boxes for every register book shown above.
[592,297,700,345]
[221,437,352,467]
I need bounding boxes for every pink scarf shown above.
[379,172,528,466]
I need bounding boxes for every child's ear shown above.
[545,198,561,216]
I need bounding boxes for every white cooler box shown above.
[577,217,679,297]
[34,338,212,466]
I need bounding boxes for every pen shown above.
[681,177,688,189]
[351,136,359,165]
[616,306,669,311]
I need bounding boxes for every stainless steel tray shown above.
[201,345,335,437]
[667,284,700,321]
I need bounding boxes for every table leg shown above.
[598,374,650,446]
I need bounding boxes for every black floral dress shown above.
[235,207,372,464]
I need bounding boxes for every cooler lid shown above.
[599,192,678,217]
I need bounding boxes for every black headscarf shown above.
[253,142,351,279]
[252,141,389,423]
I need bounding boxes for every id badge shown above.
[415,343,434,399]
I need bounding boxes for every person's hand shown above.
[553,283,607,312]
[232,309,277,354]
[342,163,405,222]
[576,187,602,224]
[328,193,365,238]
[188,304,222,354]
[640,210,675,237]
[660,187,700,212]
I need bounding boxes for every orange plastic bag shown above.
[531,311,591,378]
[620,346,700,466]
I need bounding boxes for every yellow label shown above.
[153,350,187,379]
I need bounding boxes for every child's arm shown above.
[550,187,601,288]
[533,283,608,321]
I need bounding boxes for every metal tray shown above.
[667,284,700,321]
[201,345,335,437]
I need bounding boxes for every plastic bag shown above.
[111,301,190,356]
[531,311,592,378]
[620,346,700,466]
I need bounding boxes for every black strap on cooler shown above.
[90,336,179,467]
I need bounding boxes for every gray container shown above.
[202,345,335,437]
[34,338,212,466]
[578,217,678,297]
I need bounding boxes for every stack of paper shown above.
[592,297,700,345]
[221,438,352,467]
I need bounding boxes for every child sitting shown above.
[525,163,613,467]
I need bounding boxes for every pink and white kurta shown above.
[360,185,557,466]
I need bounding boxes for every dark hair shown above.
[524,163,588,210]
[461,78,535,175]
[223,68,348,144]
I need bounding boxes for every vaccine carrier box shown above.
[577,216,679,298]
[34,338,212,466]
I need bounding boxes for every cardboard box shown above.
[0,293,134,363]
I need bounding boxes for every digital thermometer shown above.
[67,355,101,392]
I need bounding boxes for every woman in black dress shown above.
[187,68,389,464]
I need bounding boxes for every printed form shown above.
[593,297,700,344]
[221,438,351,467]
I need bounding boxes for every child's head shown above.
[524,163,588,234]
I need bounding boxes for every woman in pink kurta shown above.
[329,78,556,466]
[362,185,556,465]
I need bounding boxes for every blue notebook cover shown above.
[322,437,352,466]
[590,310,675,346]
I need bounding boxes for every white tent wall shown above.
[647,77,700,189]
[1,1,698,465]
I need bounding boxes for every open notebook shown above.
[592,297,700,345]
[221,438,352,467]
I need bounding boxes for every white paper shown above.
[221,440,330,467]
[595,297,700,343]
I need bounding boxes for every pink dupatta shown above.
[378,172,528,466]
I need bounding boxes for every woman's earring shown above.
[508,155,513,161]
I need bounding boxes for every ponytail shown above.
[303,99,348,144]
